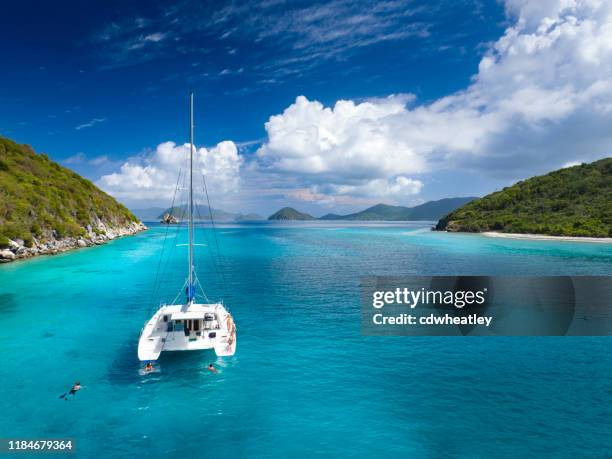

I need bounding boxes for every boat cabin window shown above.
[169,316,219,332]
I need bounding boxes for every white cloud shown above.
[254,0,612,205]
[219,67,244,76]
[63,152,111,166]
[89,155,111,166]
[328,176,423,198]
[95,1,612,210]
[92,0,436,73]
[256,94,427,203]
[63,152,87,164]
[144,32,166,42]
[75,117,106,130]
[258,94,419,176]
[97,141,242,204]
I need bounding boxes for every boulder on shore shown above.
[0,249,16,261]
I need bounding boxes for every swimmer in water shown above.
[144,362,154,372]
[207,364,218,374]
[59,381,82,400]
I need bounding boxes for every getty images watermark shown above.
[372,286,492,327]
[361,276,612,336]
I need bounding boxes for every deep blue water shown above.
[0,222,611,458]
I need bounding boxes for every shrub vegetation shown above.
[436,158,612,237]
[0,136,139,244]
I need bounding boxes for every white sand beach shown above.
[482,232,612,243]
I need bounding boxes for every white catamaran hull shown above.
[138,303,237,361]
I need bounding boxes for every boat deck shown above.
[138,303,236,360]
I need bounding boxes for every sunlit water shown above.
[0,222,611,458]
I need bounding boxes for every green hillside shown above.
[268,207,315,220]
[436,158,612,237]
[0,136,139,247]
[332,197,476,221]
[319,213,344,220]
[269,198,476,222]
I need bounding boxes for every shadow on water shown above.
[155,350,233,391]
[63,349,81,359]
[0,293,17,315]
[158,349,219,373]
[107,337,144,385]
[107,337,219,386]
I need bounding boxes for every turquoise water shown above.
[0,222,611,458]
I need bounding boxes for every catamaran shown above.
[138,92,237,361]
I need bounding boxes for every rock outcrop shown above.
[161,213,179,224]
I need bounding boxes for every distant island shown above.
[268,207,316,220]
[0,136,145,263]
[132,204,262,222]
[268,197,477,221]
[436,158,612,238]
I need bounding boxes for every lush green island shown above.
[436,158,612,237]
[322,197,476,221]
[139,204,261,222]
[0,136,145,262]
[268,207,315,220]
[268,197,476,221]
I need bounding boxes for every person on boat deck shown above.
[144,362,154,372]
[60,381,82,400]
[208,364,217,374]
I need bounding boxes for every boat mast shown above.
[188,91,195,303]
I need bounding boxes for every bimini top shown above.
[171,311,205,320]
[170,307,218,321]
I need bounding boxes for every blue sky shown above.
[1,0,611,215]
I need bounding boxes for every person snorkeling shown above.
[59,381,82,400]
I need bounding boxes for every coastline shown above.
[0,221,147,263]
[482,231,612,243]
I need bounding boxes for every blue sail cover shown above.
[186,284,196,302]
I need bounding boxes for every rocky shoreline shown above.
[0,221,147,263]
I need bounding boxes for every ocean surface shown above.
[0,222,611,458]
